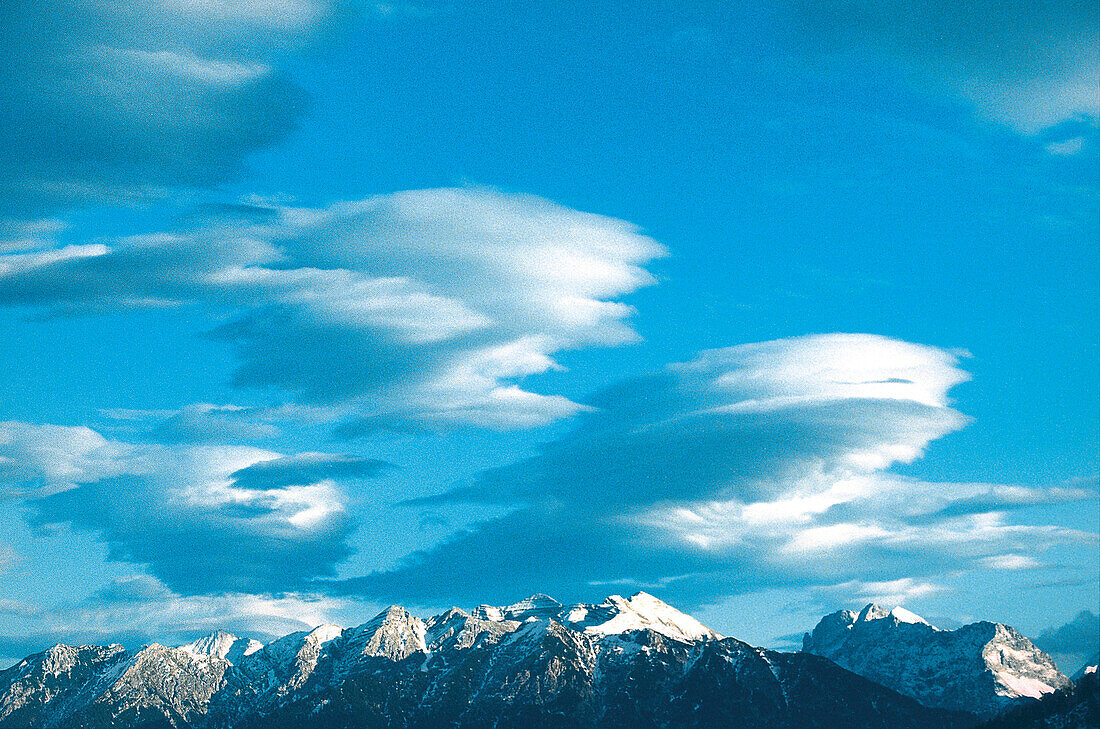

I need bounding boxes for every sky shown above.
[0,0,1097,673]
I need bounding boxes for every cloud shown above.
[0,0,341,219]
[979,554,1041,570]
[0,574,360,667]
[2,422,380,595]
[229,452,393,489]
[99,403,342,444]
[142,404,282,444]
[1035,610,1100,675]
[76,576,351,643]
[808,578,944,608]
[428,333,971,507]
[0,421,137,495]
[0,188,664,430]
[784,0,1099,133]
[336,334,1097,608]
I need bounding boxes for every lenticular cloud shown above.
[349,334,1091,607]
[449,333,972,507]
[0,188,665,430]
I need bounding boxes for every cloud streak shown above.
[0,188,665,430]
[784,0,1099,133]
[0,574,359,666]
[2,422,378,595]
[339,334,1097,608]
[0,0,343,219]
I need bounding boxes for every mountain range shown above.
[0,592,1087,729]
[802,603,1072,720]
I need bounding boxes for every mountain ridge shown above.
[803,602,1071,720]
[0,592,1061,728]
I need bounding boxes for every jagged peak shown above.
[470,604,504,621]
[438,606,470,620]
[582,592,721,641]
[342,607,426,662]
[855,603,931,626]
[348,605,422,637]
[306,623,344,644]
[179,630,263,665]
[806,604,1070,719]
[459,592,722,642]
[501,593,563,619]
[855,603,890,622]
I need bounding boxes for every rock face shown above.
[803,603,1072,720]
[977,669,1099,729]
[0,592,970,729]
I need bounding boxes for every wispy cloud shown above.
[2,423,384,594]
[0,188,665,430]
[0,0,346,218]
[0,573,364,665]
[784,0,1099,134]
[809,578,944,609]
[336,334,1097,608]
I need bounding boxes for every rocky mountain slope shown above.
[0,592,970,729]
[977,669,1098,729]
[803,603,1072,720]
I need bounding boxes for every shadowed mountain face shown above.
[802,604,1072,720]
[0,593,976,729]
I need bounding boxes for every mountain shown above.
[0,592,970,729]
[1034,610,1100,679]
[976,668,1099,729]
[1072,659,1099,682]
[803,603,1072,720]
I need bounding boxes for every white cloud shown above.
[0,188,665,430]
[0,245,108,276]
[1,423,378,594]
[107,49,272,86]
[341,334,1099,608]
[980,554,1042,570]
[4,574,363,657]
[0,422,137,494]
[811,578,944,608]
[158,0,330,32]
[1045,136,1087,156]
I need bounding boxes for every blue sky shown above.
[0,0,1097,671]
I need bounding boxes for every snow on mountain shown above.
[804,603,1071,719]
[979,668,1099,729]
[471,591,722,642]
[337,605,426,664]
[180,630,262,665]
[854,603,931,626]
[570,592,721,641]
[0,592,975,729]
[1071,654,1098,681]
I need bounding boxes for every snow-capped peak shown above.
[305,624,344,645]
[501,594,563,621]
[888,606,930,625]
[179,630,263,665]
[468,592,720,642]
[573,592,721,642]
[855,603,931,626]
[341,606,426,662]
[805,605,1070,720]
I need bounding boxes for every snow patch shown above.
[583,592,721,642]
[888,606,930,626]
[306,624,344,645]
[994,671,1057,699]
